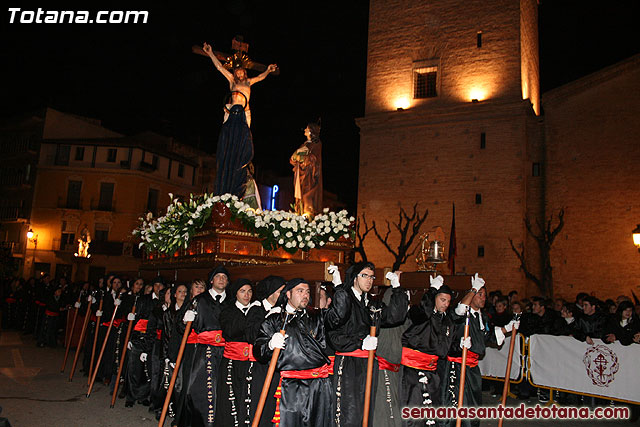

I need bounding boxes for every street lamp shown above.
[633,224,640,253]
[27,228,38,277]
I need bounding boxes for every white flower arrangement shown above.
[133,193,354,255]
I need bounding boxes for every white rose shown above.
[273,230,280,237]
[319,241,325,246]
[285,242,292,248]
[308,242,315,248]
[324,226,331,233]
[279,239,285,244]
[323,208,329,213]
[291,241,297,247]
[305,235,311,241]
[286,232,293,238]
[329,236,335,242]
[297,235,302,241]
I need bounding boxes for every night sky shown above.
[2,1,638,212]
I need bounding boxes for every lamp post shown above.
[27,228,38,277]
[633,224,640,253]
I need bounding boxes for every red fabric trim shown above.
[186,329,225,346]
[112,318,124,328]
[327,355,335,375]
[335,349,370,358]
[447,351,480,368]
[35,301,46,307]
[5,298,17,304]
[377,356,401,372]
[280,364,331,379]
[223,341,256,362]
[401,347,439,371]
[133,319,148,332]
[44,310,59,317]
[156,329,162,340]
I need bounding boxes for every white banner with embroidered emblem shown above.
[529,334,640,403]
[478,333,523,380]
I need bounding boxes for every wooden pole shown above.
[158,319,193,427]
[362,325,377,427]
[251,312,290,427]
[61,293,83,372]
[455,311,471,427]
[110,303,137,408]
[498,320,519,427]
[68,296,93,381]
[87,296,104,385]
[87,303,119,397]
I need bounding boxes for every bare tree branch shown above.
[372,203,429,270]
[353,213,374,262]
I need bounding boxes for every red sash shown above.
[447,351,480,368]
[280,364,331,379]
[103,318,125,328]
[134,319,148,333]
[335,349,370,358]
[187,329,225,346]
[91,314,98,322]
[401,347,439,371]
[35,300,46,307]
[5,298,17,304]
[45,310,59,317]
[156,330,162,340]
[377,356,401,372]
[223,341,256,362]
[327,355,335,375]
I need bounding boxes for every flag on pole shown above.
[448,203,457,275]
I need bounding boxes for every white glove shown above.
[74,302,81,309]
[90,296,96,304]
[362,335,378,351]
[96,310,103,317]
[127,341,132,350]
[114,298,121,306]
[471,273,485,292]
[429,275,444,290]
[170,362,176,369]
[127,313,136,321]
[385,272,401,288]
[183,310,196,323]
[328,265,342,285]
[268,332,287,350]
[140,353,148,362]
[504,319,520,333]
[460,336,472,349]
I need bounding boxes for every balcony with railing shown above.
[0,206,26,221]
[0,240,23,255]
[90,198,116,212]
[57,196,84,210]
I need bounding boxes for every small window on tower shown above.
[475,193,482,204]
[532,162,541,177]
[480,132,486,149]
[414,66,438,99]
[477,31,483,48]
[477,245,485,257]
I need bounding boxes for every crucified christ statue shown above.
[202,42,277,127]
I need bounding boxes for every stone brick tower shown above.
[357,0,543,295]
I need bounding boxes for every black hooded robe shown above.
[254,304,333,427]
[401,288,455,427]
[325,265,408,427]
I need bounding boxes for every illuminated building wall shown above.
[359,0,640,299]
[2,108,215,282]
[358,0,544,296]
